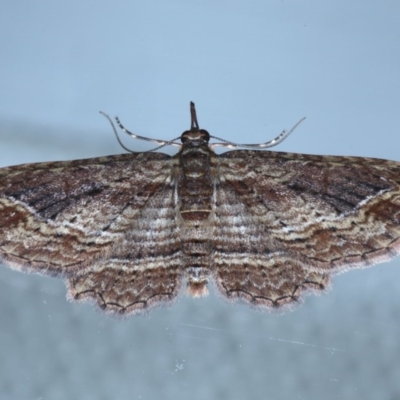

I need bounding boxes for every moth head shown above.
[180,129,210,145]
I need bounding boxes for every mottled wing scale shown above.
[213,180,330,308]
[213,151,400,308]
[0,152,185,313]
[67,177,183,314]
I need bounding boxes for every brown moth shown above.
[1,103,399,315]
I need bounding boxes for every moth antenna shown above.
[99,111,136,153]
[115,116,181,148]
[100,112,182,153]
[210,117,306,150]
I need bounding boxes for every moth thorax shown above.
[178,145,213,222]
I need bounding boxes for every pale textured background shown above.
[1,1,400,399]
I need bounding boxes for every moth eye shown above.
[199,130,210,142]
[180,131,190,143]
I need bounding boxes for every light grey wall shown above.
[1,1,400,399]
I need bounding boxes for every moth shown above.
[1,103,399,315]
